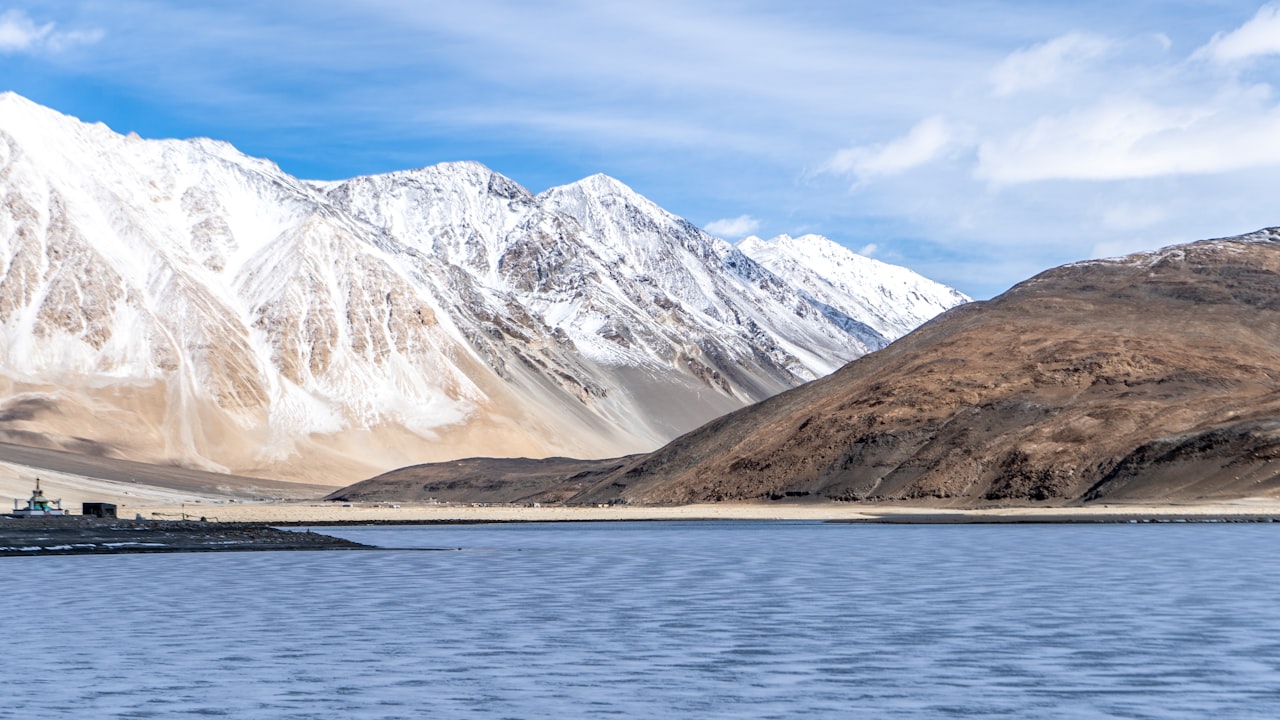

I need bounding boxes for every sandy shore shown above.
[120,497,1280,524]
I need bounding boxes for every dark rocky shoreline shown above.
[0,516,373,556]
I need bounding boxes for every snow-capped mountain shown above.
[0,92,967,483]
[737,234,970,347]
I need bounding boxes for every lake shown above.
[3,521,1280,718]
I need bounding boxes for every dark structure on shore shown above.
[81,502,117,518]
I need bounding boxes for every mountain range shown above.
[0,92,966,484]
[334,229,1280,507]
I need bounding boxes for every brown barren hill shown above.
[338,229,1280,507]
[327,455,637,505]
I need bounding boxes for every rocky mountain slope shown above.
[737,234,969,347]
[0,93,965,484]
[335,230,1280,506]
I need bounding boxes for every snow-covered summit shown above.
[540,173,712,258]
[738,234,969,342]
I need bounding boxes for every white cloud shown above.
[705,214,761,238]
[824,116,954,181]
[0,9,102,54]
[989,32,1111,97]
[976,93,1280,183]
[857,243,879,257]
[1195,3,1280,65]
[839,9,1280,191]
[45,28,105,53]
[0,10,49,52]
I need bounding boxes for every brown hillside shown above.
[326,455,635,505]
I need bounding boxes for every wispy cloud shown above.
[824,116,956,182]
[0,9,102,54]
[1194,2,1280,65]
[827,28,1280,188]
[705,215,761,239]
[988,32,1112,97]
[973,97,1276,183]
[807,4,1280,296]
[973,23,1280,184]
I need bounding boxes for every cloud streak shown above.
[828,15,1280,188]
[825,116,956,182]
[988,32,1112,97]
[705,215,761,239]
[976,93,1280,183]
[0,9,102,54]
[1195,2,1280,65]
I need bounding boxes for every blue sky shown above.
[4,1,1280,298]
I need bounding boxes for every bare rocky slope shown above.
[334,230,1280,506]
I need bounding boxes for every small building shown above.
[82,502,117,519]
[11,478,65,517]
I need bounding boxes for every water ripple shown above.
[3,522,1280,718]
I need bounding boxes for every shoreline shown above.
[7,499,1280,556]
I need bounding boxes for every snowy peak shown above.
[740,233,877,272]
[0,90,68,122]
[381,160,532,199]
[737,233,970,342]
[540,173,707,248]
[545,172,645,200]
[319,160,550,282]
[544,173,661,215]
[539,172,735,299]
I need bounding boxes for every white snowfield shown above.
[0,92,968,483]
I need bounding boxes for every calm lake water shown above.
[4,521,1280,719]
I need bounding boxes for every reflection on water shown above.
[4,521,1280,718]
